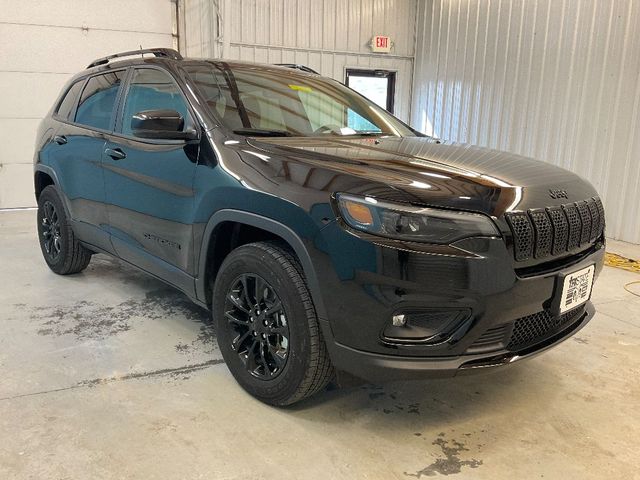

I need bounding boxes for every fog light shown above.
[383,310,469,344]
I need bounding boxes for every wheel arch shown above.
[196,210,328,323]
[34,167,56,202]
[34,165,73,220]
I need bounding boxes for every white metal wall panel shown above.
[184,0,417,122]
[0,0,175,208]
[412,0,640,244]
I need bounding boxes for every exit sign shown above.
[370,35,392,53]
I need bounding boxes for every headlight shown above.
[336,193,499,244]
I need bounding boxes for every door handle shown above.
[105,148,127,160]
[53,135,67,145]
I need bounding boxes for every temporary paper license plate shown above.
[559,265,595,314]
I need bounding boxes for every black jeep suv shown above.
[34,48,605,405]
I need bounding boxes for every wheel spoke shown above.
[225,310,250,326]
[258,342,270,374]
[268,345,286,369]
[254,276,266,306]
[227,293,250,314]
[271,325,288,336]
[244,339,259,372]
[232,330,252,352]
[264,301,282,316]
[239,275,253,307]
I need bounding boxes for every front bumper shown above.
[324,302,593,381]
[313,221,604,381]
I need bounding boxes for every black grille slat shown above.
[576,201,592,245]
[587,199,600,241]
[506,197,604,262]
[529,210,553,258]
[507,213,534,261]
[547,207,569,255]
[507,306,585,350]
[563,204,582,250]
[594,197,606,234]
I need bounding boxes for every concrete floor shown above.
[1,210,639,480]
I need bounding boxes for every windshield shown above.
[183,62,417,137]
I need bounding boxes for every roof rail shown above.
[87,48,183,69]
[275,63,319,75]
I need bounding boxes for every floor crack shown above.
[0,359,224,402]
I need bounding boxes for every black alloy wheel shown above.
[37,185,92,275]
[224,273,290,379]
[212,242,334,406]
[41,200,62,261]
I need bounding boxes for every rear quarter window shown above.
[74,71,125,130]
[55,80,84,121]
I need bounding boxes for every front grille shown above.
[506,197,605,262]
[507,306,585,351]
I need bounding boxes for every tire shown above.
[212,241,334,406]
[37,185,92,275]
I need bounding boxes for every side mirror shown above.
[130,109,198,140]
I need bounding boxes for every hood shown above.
[246,136,598,218]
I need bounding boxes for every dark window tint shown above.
[55,80,84,120]
[121,68,190,136]
[75,71,125,130]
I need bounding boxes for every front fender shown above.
[194,209,329,325]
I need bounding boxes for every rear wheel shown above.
[213,242,333,406]
[37,186,92,275]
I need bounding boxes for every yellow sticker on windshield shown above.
[289,84,313,93]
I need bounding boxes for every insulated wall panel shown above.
[0,0,175,208]
[184,0,417,122]
[412,0,640,244]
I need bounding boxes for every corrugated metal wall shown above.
[412,0,640,244]
[0,0,176,208]
[183,0,417,122]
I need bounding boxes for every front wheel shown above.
[212,242,334,406]
[37,185,92,275]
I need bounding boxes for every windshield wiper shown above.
[233,128,293,137]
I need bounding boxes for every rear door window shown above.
[75,71,125,131]
[55,80,84,121]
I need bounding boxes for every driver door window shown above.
[121,68,192,137]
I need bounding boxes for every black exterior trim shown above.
[195,210,328,323]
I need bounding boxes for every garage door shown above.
[0,0,175,208]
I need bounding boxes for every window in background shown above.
[345,69,396,130]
